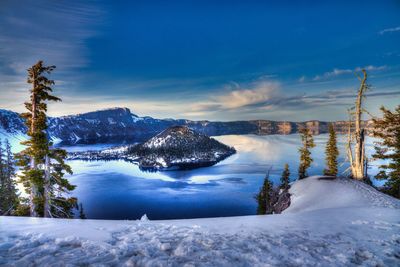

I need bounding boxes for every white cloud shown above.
[185,80,281,115]
[298,76,306,83]
[313,65,387,81]
[379,26,400,35]
[215,81,280,109]
[313,68,353,81]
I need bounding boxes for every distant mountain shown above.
[68,126,236,170]
[0,107,373,144]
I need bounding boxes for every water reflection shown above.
[65,134,383,220]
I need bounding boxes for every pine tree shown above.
[298,127,316,179]
[324,124,339,176]
[0,139,19,215]
[372,105,400,198]
[16,60,76,217]
[255,170,275,215]
[280,163,290,190]
[79,203,86,219]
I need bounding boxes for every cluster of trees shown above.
[256,69,400,214]
[255,165,290,215]
[0,61,79,218]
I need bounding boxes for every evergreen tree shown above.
[324,124,339,176]
[280,163,290,190]
[372,105,400,198]
[16,60,76,217]
[79,203,87,219]
[255,170,275,214]
[0,139,19,215]
[298,127,316,179]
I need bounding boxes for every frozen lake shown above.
[64,134,383,220]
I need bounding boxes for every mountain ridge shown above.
[0,107,372,143]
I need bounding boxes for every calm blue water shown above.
[64,134,383,220]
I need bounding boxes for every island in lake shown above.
[67,126,236,170]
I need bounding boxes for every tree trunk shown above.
[348,70,367,180]
[29,70,39,217]
[44,154,51,218]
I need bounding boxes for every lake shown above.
[64,134,383,220]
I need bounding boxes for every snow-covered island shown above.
[67,126,236,170]
[1,176,399,266]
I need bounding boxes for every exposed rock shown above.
[273,189,291,214]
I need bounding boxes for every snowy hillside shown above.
[130,126,236,169]
[1,176,399,266]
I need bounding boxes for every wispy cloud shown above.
[0,1,104,75]
[182,78,400,119]
[379,26,400,35]
[312,65,387,81]
[0,1,105,115]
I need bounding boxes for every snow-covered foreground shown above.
[1,176,400,266]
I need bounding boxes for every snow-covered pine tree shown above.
[16,60,76,217]
[0,139,19,215]
[298,127,316,179]
[324,124,339,176]
[372,105,400,198]
[280,163,290,190]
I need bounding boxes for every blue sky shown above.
[0,0,399,121]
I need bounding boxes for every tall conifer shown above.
[324,124,339,176]
[16,60,76,217]
[372,105,400,198]
[280,163,290,190]
[255,170,275,215]
[298,127,316,179]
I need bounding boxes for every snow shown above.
[144,134,171,148]
[131,115,144,122]
[101,145,130,154]
[285,176,400,213]
[107,117,116,124]
[71,132,82,141]
[0,129,27,153]
[1,176,399,266]
[155,157,168,167]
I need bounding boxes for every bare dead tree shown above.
[346,69,368,180]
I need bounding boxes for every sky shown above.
[0,0,399,121]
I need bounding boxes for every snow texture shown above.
[1,176,399,266]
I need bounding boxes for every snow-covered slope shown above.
[285,176,400,213]
[1,176,399,266]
